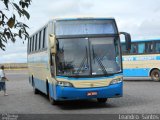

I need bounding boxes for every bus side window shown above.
[33,35,36,51]
[43,28,46,49]
[155,42,160,53]
[145,42,154,53]
[138,43,145,54]
[121,44,127,55]
[39,31,41,50]
[130,43,137,54]
[35,34,38,51]
[37,33,39,51]
[32,36,35,52]
[30,38,32,53]
[40,30,44,49]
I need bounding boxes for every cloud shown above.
[133,19,160,39]
[46,0,94,15]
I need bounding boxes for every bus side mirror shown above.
[49,34,56,54]
[120,32,131,51]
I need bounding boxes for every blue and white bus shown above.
[27,17,131,105]
[122,39,160,81]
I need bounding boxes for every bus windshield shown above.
[56,37,122,77]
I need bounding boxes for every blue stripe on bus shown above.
[123,68,150,77]
[56,73,123,81]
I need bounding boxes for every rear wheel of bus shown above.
[151,69,160,82]
[97,98,108,103]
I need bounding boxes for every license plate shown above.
[87,92,97,96]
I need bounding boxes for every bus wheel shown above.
[49,92,58,105]
[151,69,160,82]
[97,98,108,103]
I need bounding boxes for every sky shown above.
[1,0,160,63]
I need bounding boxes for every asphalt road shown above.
[0,70,160,114]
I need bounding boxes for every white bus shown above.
[27,18,131,105]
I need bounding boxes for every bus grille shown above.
[72,79,112,88]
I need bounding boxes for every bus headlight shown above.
[57,81,73,87]
[110,78,123,85]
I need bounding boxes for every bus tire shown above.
[97,98,108,103]
[151,69,160,82]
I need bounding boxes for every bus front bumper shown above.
[55,82,123,100]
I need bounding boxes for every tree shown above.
[0,0,31,51]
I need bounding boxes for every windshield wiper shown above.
[92,46,108,75]
[76,47,88,75]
